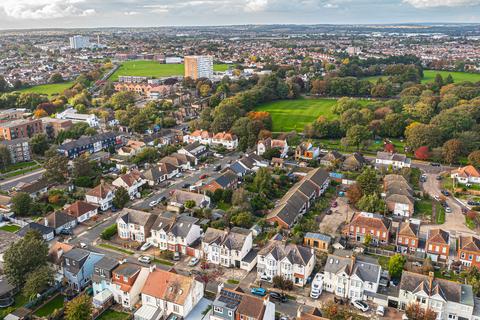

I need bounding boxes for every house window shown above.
[173,305,180,313]
[428,244,433,251]
[412,239,415,245]
[442,247,447,254]
[214,306,223,313]
[399,236,403,243]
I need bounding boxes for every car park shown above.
[269,291,287,303]
[251,287,266,296]
[351,299,369,312]
[138,255,152,264]
[140,242,153,251]
[188,257,199,266]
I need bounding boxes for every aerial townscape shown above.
[0,2,480,320]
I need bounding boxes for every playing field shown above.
[254,98,339,132]
[18,81,74,96]
[109,60,230,81]
[364,70,480,84]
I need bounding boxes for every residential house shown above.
[212,132,238,150]
[396,221,420,254]
[451,165,480,185]
[236,294,275,320]
[426,229,450,262]
[63,248,104,291]
[323,254,381,301]
[257,138,289,158]
[14,179,49,199]
[48,242,74,283]
[112,169,146,199]
[17,222,54,241]
[183,130,212,145]
[303,232,332,252]
[169,190,211,208]
[227,154,268,177]
[178,142,207,160]
[147,212,202,257]
[345,211,391,245]
[57,132,121,159]
[0,138,31,164]
[342,153,368,171]
[295,142,320,161]
[57,108,99,127]
[117,140,146,157]
[202,227,254,269]
[397,271,475,320]
[143,163,179,186]
[384,174,414,217]
[85,182,115,211]
[257,236,315,287]
[160,152,196,169]
[134,268,204,319]
[92,257,119,309]
[296,307,328,320]
[183,130,238,150]
[110,263,150,310]
[117,208,157,243]
[375,152,411,169]
[45,210,78,235]
[458,235,480,269]
[203,171,239,193]
[266,168,330,229]
[320,151,344,167]
[65,200,98,223]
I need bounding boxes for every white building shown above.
[57,108,99,127]
[375,151,411,169]
[323,254,381,301]
[112,170,146,199]
[117,208,157,243]
[134,268,204,320]
[85,183,115,211]
[451,165,480,185]
[256,236,315,287]
[202,227,254,270]
[69,35,90,49]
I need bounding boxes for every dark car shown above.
[182,183,191,189]
[213,165,221,172]
[269,291,288,303]
[60,228,73,236]
[431,162,441,167]
[441,190,450,196]
[326,209,332,215]
[436,176,443,180]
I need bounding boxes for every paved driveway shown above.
[421,173,474,235]
[319,197,354,235]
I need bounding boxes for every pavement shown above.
[0,168,45,191]
[132,153,240,210]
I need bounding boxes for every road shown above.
[132,153,240,210]
[0,169,45,191]
[421,173,474,235]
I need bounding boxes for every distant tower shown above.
[97,34,100,45]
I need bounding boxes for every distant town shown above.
[0,23,478,320]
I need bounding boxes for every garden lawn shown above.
[34,295,65,317]
[97,309,130,320]
[109,60,230,81]
[0,294,28,319]
[0,225,20,233]
[98,243,134,255]
[254,98,338,132]
[18,82,74,96]
[415,199,433,221]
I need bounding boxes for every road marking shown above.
[78,231,87,237]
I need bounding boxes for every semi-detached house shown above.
[112,169,146,199]
[117,208,157,243]
[426,228,451,262]
[85,182,115,211]
[458,235,480,269]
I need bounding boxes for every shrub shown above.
[100,224,117,240]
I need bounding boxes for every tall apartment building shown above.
[0,138,31,164]
[184,55,214,80]
[0,119,43,141]
[69,35,90,49]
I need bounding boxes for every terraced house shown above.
[396,221,420,254]
[57,132,120,159]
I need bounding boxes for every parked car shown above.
[213,165,221,172]
[468,200,480,206]
[351,299,369,312]
[140,242,153,251]
[173,252,181,261]
[60,228,73,236]
[436,175,443,180]
[79,242,87,249]
[260,274,272,281]
[431,162,441,167]
[149,200,159,207]
[434,195,441,201]
[188,257,199,266]
[441,190,450,196]
[445,207,452,213]
[376,305,385,316]
[332,201,338,208]
[213,153,224,158]
[326,209,332,215]
[182,183,191,189]
[138,255,152,264]
[269,291,287,303]
[250,287,266,296]
[176,173,183,178]
[200,174,209,179]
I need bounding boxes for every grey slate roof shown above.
[259,239,313,266]
[305,232,332,243]
[17,222,54,237]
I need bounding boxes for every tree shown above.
[356,167,378,195]
[73,154,93,177]
[3,230,49,286]
[405,123,442,150]
[33,109,48,118]
[23,265,54,300]
[388,254,406,279]
[110,91,136,110]
[30,134,49,156]
[405,302,437,320]
[363,233,372,246]
[113,187,130,209]
[64,294,92,320]
[346,183,363,205]
[232,188,249,209]
[49,73,64,83]
[252,168,273,198]
[421,257,434,275]
[442,139,463,164]
[184,200,196,209]
[11,192,32,216]
[0,144,11,171]
[272,276,294,291]
[357,193,385,214]
[44,151,68,184]
[0,75,8,92]
[468,150,480,167]
[345,125,371,150]
[231,212,253,228]
[414,146,430,160]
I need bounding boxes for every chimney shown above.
[217,282,224,294]
[44,217,49,227]
[428,271,434,288]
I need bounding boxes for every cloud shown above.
[0,0,95,19]
[403,0,480,8]
[245,0,269,12]
[124,11,140,15]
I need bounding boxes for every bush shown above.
[159,250,174,260]
[74,176,94,188]
[100,224,117,240]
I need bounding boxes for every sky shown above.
[0,0,479,29]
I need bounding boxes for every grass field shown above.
[34,295,65,317]
[364,70,480,84]
[255,98,338,132]
[97,310,130,320]
[0,225,20,233]
[18,82,74,96]
[109,60,230,81]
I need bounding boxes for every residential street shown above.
[0,169,45,191]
